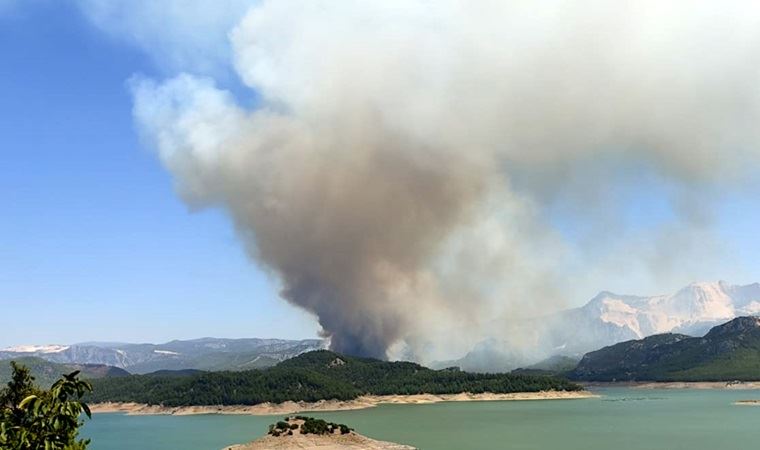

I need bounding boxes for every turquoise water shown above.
[83,388,760,449]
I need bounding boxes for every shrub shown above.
[0,362,93,450]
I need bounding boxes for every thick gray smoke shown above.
[131,1,760,359]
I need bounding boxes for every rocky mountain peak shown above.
[704,316,760,339]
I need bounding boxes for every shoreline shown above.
[225,431,416,450]
[578,380,760,390]
[89,390,596,416]
[225,417,416,450]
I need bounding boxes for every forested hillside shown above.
[0,357,128,388]
[87,350,581,406]
[570,316,760,381]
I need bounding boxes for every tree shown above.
[0,363,40,426]
[0,362,93,450]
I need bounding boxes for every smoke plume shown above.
[132,1,760,359]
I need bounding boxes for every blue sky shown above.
[0,1,319,347]
[2,1,760,349]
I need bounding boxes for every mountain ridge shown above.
[0,338,325,374]
[86,350,582,406]
[6,281,760,374]
[0,356,129,388]
[441,281,760,372]
[569,316,760,381]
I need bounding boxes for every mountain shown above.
[511,355,580,377]
[0,357,129,388]
[86,350,582,406]
[569,316,760,381]
[431,338,535,374]
[446,281,760,372]
[546,281,760,357]
[0,338,325,374]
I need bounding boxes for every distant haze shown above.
[120,1,760,360]
[441,281,760,372]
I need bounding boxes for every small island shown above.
[225,416,415,449]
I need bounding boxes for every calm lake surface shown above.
[82,388,760,450]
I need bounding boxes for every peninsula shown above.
[87,350,585,411]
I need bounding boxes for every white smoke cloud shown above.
[127,1,760,359]
[77,0,254,75]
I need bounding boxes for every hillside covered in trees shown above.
[87,350,581,406]
[0,357,129,388]
[570,316,760,381]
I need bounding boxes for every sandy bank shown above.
[90,390,596,416]
[224,432,415,449]
[632,381,760,390]
[734,399,760,406]
[225,417,416,450]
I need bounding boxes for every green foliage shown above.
[0,362,93,450]
[0,357,129,389]
[299,417,331,435]
[87,350,581,406]
[267,416,352,436]
[512,355,580,377]
[570,317,760,381]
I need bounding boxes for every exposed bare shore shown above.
[224,432,416,450]
[734,399,760,406]
[632,381,760,390]
[90,390,596,416]
[225,417,416,450]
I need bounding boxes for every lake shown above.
[82,388,760,449]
